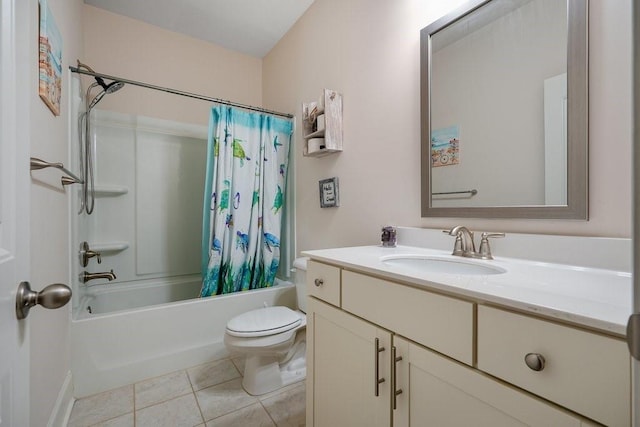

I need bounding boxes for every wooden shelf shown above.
[305,148,342,158]
[302,89,342,157]
[303,129,325,139]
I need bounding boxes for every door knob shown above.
[15,281,72,320]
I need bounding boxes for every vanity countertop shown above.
[302,245,632,336]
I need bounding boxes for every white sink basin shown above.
[381,255,506,276]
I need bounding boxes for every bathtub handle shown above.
[15,281,72,320]
[80,241,102,267]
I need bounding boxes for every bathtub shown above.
[71,277,297,397]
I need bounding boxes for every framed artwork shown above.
[319,177,340,208]
[431,125,459,167]
[39,0,63,116]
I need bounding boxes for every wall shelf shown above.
[94,185,129,197]
[302,89,343,157]
[90,242,130,252]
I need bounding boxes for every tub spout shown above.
[81,270,116,283]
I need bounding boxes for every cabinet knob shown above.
[524,353,545,371]
[314,278,324,287]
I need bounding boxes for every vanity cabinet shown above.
[306,259,628,426]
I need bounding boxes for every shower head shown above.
[76,61,125,96]
[85,80,125,111]
[105,81,125,94]
[95,77,125,94]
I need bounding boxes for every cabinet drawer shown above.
[477,305,630,427]
[342,270,474,365]
[307,260,341,306]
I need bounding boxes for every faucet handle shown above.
[443,228,466,256]
[451,233,464,256]
[80,241,102,267]
[478,232,505,260]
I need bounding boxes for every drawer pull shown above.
[524,353,546,371]
[314,278,324,287]
[375,338,386,396]
[392,346,403,410]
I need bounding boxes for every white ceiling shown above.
[84,0,315,58]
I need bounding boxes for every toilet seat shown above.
[226,306,302,338]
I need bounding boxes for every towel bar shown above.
[432,189,478,196]
[30,157,84,186]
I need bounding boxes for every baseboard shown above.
[47,371,75,427]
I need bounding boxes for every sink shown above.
[380,255,506,276]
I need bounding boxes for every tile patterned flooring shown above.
[67,357,306,427]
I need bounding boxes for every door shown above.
[393,337,584,427]
[307,298,391,427]
[0,0,31,425]
[633,2,640,427]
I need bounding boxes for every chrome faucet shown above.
[81,270,116,283]
[443,226,505,260]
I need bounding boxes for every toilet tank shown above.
[292,257,309,312]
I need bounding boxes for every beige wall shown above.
[29,0,84,425]
[82,5,263,127]
[263,0,632,254]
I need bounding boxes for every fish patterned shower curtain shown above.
[200,106,292,297]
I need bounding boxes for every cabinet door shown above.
[393,337,583,427]
[307,297,392,427]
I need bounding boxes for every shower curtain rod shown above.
[69,66,294,119]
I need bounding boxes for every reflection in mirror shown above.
[421,0,588,219]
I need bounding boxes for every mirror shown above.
[421,0,588,219]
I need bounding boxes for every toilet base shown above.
[242,337,306,396]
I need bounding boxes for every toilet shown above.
[224,257,308,395]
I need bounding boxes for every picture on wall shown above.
[319,177,340,208]
[38,0,63,116]
[431,125,459,167]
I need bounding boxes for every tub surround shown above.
[303,227,632,336]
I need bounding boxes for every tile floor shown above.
[67,357,306,427]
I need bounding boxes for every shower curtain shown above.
[200,105,292,297]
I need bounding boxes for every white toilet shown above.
[224,257,308,395]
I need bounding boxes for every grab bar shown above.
[432,189,478,196]
[30,157,84,186]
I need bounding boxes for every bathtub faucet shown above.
[81,270,117,283]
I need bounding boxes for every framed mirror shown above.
[421,0,588,219]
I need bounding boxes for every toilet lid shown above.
[226,306,302,337]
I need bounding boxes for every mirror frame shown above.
[421,0,588,219]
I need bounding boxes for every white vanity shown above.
[302,229,631,426]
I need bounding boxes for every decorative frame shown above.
[319,177,340,208]
[38,0,63,116]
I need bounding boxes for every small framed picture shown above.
[319,177,340,208]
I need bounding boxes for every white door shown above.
[0,0,31,425]
[633,3,640,426]
[543,73,567,206]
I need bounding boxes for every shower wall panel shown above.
[88,110,207,285]
[135,130,205,276]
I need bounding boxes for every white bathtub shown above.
[76,275,203,317]
[71,278,297,397]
